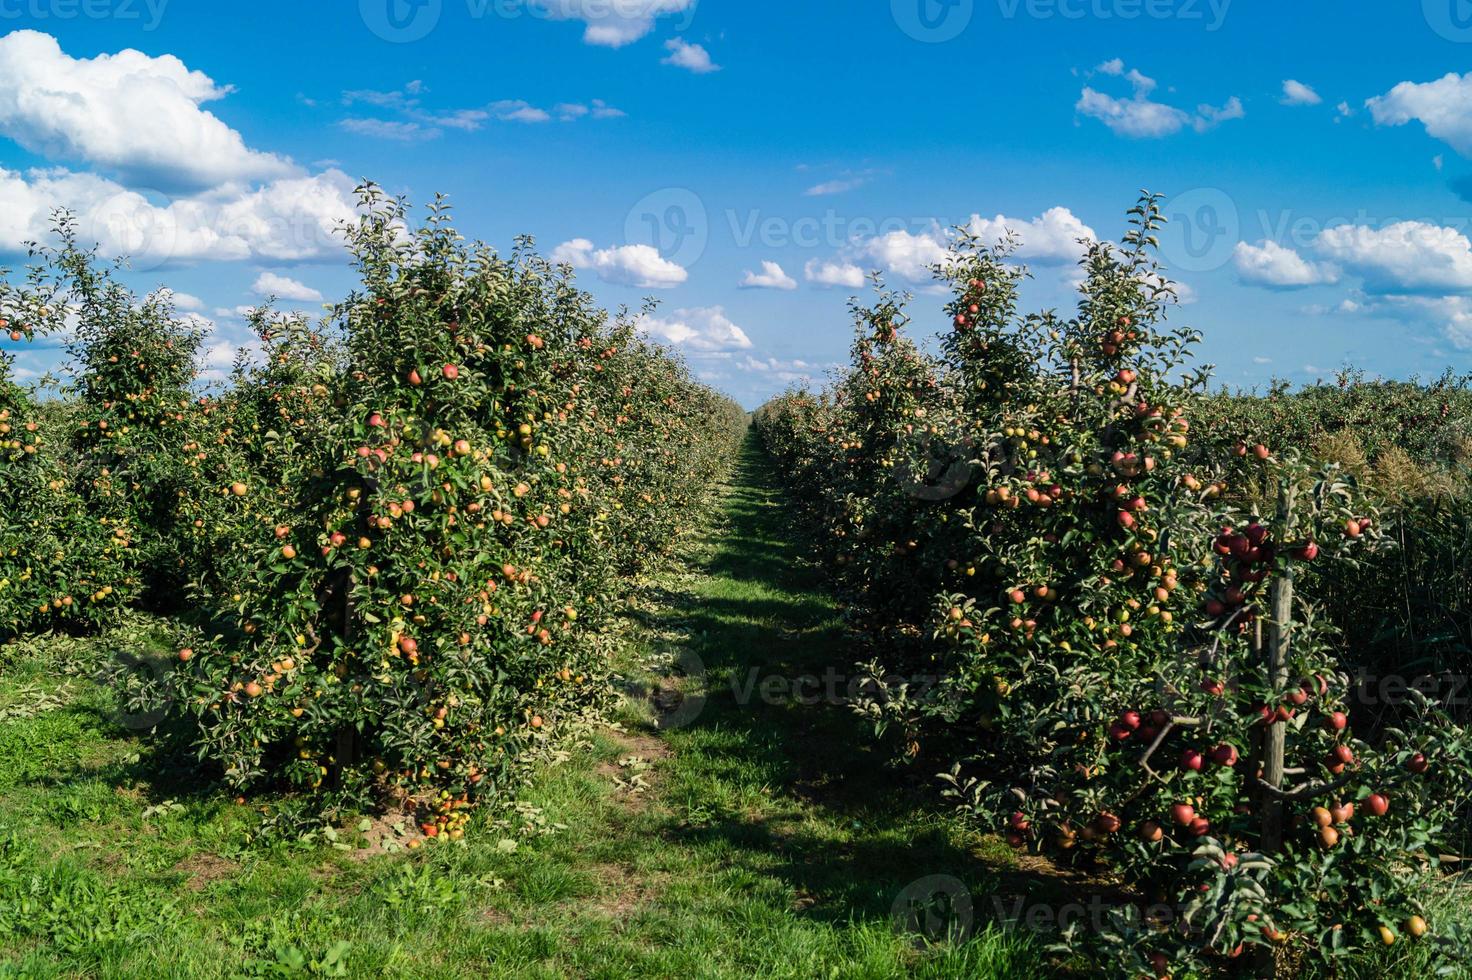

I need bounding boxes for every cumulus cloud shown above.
[857,228,952,283]
[804,257,866,289]
[661,38,719,73]
[1314,221,1472,294]
[1367,73,1472,156]
[739,260,797,290]
[0,30,295,190]
[551,238,687,288]
[162,289,204,311]
[530,0,697,47]
[1233,240,1339,288]
[636,306,751,351]
[966,207,1096,265]
[0,166,357,263]
[1076,61,1243,138]
[252,272,323,303]
[1281,80,1322,106]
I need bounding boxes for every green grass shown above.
[0,435,1046,979]
[6,434,1461,978]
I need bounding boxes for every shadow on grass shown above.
[630,432,1081,943]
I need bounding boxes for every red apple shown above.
[1209,744,1239,767]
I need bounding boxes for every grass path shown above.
[0,433,1048,978]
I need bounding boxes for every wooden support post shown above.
[1260,482,1296,854]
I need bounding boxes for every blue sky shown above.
[2,1,1472,406]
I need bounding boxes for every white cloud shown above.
[1314,221,1472,294]
[1388,295,1472,348]
[530,0,697,47]
[0,166,357,263]
[1367,73,1472,156]
[162,289,204,311]
[1280,80,1322,106]
[734,355,835,384]
[1233,240,1339,288]
[805,177,865,196]
[487,100,551,124]
[740,260,797,290]
[636,306,751,351]
[1194,97,1245,131]
[1077,86,1190,138]
[339,86,620,141]
[0,30,295,190]
[339,118,432,141]
[966,207,1096,265]
[859,228,951,283]
[804,168,882,197]
[551,238,687,288]
[253,272,323,303]
[804,258,866,289]
[1077,61,1243,138]
[661,38,719,74]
